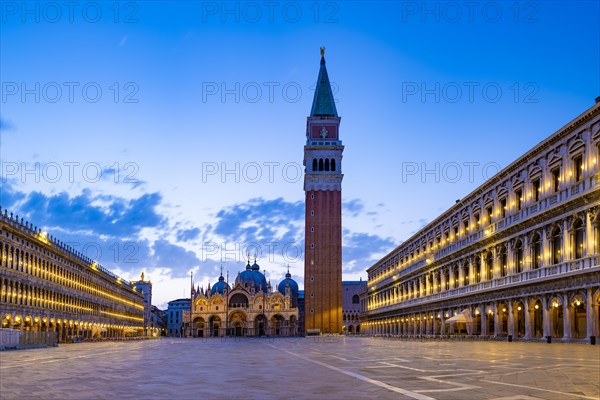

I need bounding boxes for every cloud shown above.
[343,199,364,217]
[210,197,304,243]
[0,117,15,132]
[176,227,201,242]
[342,231,396,274]
[18,188,166,237]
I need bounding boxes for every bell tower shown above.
[303,48,343,334]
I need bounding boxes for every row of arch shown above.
[312,158,337,172]
[1,312,142,342]
[368,212,597,309]
[366,289,600,341]
[188,313,299,337]
[343,324,361,335]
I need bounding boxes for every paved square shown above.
[0,337,599,399]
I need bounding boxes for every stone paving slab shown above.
[0,337,598,400]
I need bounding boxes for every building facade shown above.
[304,48,344,334]
[166,298,190,337]
[342,280,366,335]
[0,208,145,341]
[187,261,299,337]
[132,272,155,336]
[363,101,600,342]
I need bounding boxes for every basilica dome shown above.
[236,260,268,293]
[211,275,230,295]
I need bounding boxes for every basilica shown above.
[187,260,299,337]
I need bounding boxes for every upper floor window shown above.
[574,155,583,182]
[532,178,541,202]
[499,198,507,218]
[515,189,523,211]
[551,167,560,193]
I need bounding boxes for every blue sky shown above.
[1,1,598,308]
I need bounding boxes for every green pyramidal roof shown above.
[310,56,338,117]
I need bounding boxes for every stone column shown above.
[491,246,498,279]
[481,310,487,336]
[440,269,447,292]
[523,235,530,271]
[440,311,446,335]
[563,293,572,339]
[468,257,474,284]
[508,303,515,337]
[458,261,464,287]
[524,300,533,339]
[507,240,515,276]
[541,226,549,267]
[587,288,595,340]
[493,304,500,336]
[542,297,551,339]
[584,210,592,258]
[425,273,431,294]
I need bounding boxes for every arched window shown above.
[331,159,336,171]
[325,159,330,171]
[574,219,584,259]
[532,234,542,269]
[552,227,562,264]
[312,159,317,171]
[229,293,249,308]
[318,159,324,171]
[515,240,524,273]
[352,294,359,304]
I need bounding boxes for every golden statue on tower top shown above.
[320,47,325,57]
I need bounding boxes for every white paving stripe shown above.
[268,345,436,400]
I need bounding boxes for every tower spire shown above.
[311,47,337,117]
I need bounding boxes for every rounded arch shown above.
[513,300,526,338]
[530,297,544,338]
[229,293,249,308]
